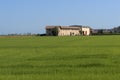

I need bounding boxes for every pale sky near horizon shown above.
[0,0,120,34]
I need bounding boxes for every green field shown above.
[0,36,120,80]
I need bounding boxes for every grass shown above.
[0,35,120,80]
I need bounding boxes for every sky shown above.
[0,0,120,34]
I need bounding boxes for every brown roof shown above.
[82,26,91,28]
[60,26,80,29]
[46,26,81,29]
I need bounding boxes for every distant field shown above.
[0,36,120,80]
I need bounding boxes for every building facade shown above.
[46,25,91,36]
[82,27,91,35]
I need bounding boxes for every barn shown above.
[46,25,91,36]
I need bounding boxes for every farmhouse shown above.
[46,25,91,36]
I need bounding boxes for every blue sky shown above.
[0,0,120,34]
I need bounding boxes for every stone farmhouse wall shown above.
[57,27,81,36]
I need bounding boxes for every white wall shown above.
[58,29,80,36]
[82,28,90,35]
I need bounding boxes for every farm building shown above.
[46,25,91,36]
[113,26,120,33]
[91,29,113,35]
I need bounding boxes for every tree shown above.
[52,27,58,36]
[98,29,103,34]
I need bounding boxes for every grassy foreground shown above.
[0,36,120,80]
